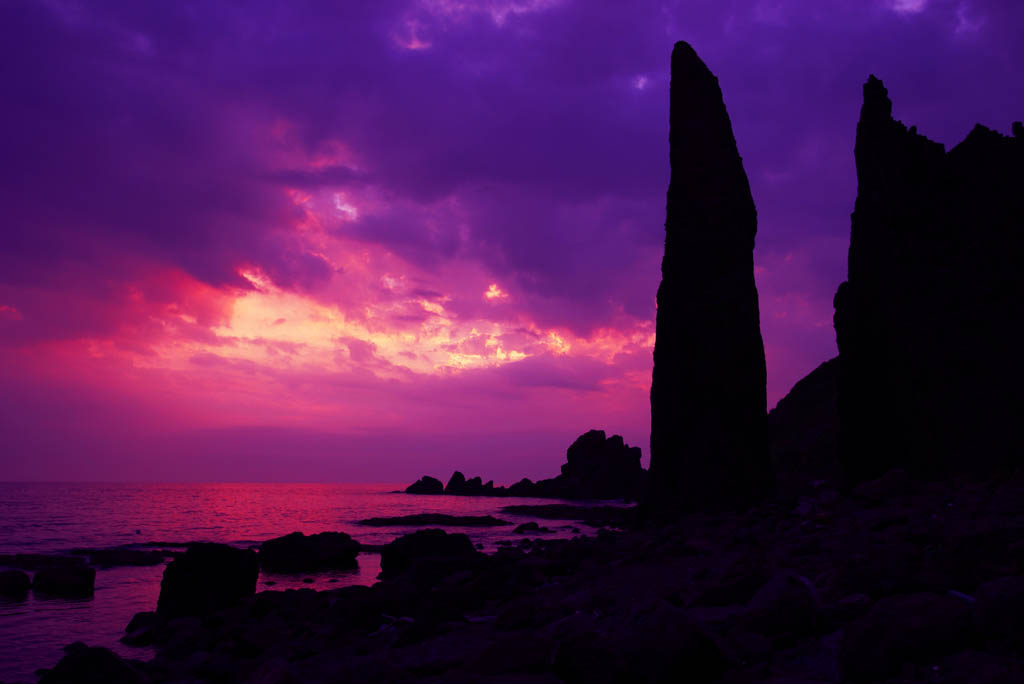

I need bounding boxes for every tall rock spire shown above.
[649,42,772,512]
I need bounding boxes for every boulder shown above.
[743,573,820,641]
[38,642,148,684]
[649,41,771,513]
[156,543,257,618]
[404,476,444,495]
[839,592,972,682]
[33,566,96,598]
[0,569,31,597]
[379,529,479,584]
[121,611,160,647]
[258,531,359,572]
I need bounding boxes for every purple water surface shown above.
[0,482,594,683]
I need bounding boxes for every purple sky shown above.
[1,0,1021,482]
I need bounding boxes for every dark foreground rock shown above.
[37,471,1024,683]
[33,566,96,598]
[258,532,359,572]
[358,514,510,527]
[156,543,257,618]
[839,592,972,682]
[379,529,480,582]
[38,643,149,684]
[0,569,31,597]
[648,40,771,513]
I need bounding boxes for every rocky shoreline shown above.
[22,468,1024,683]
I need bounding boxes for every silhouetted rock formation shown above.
[156,543,257,618]
[767,357,840,497]
[404,430,646,500]
[405,475,444,495]
[0,569,30,597]
[258,532,359,572]
[649,41,771,512]
[558,429,646,499]
[32,566,95,598]
[835,76,1024,486]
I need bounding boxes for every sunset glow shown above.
[3,0,1019,482]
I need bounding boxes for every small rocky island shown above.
[28,41,1024,684]
[405,429,648,501]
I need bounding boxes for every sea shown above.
[0,482,596,683]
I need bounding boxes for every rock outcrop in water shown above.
[0,569,31,597]
[259,532,360,572]
[404,429,646,501]
[649,41,771,512]
[32,565,96,598]
[157,543,258,618]
[835,76,1024,486]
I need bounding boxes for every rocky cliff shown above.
[836,76,1023,486]
[649,41,772,511]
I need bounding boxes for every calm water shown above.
[0,482,590,683]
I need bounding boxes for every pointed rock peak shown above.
[670,41,716,90]
[861,75,893,122]
[671,41,701,69]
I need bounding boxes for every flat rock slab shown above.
[358,514,510,527]
[500,504,635,525]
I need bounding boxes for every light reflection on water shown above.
[0,482,593,682]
